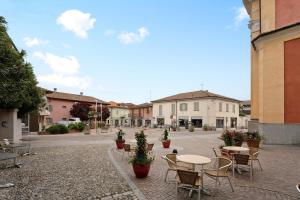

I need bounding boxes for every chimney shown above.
[80,92,83,96]
[54,88,57,92]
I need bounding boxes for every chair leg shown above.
[198,187,201,200]
[257,159,263,171]
[227,177,234,192]
[250,165,253,182]
[176,182,178,200]
[164,169,169,182]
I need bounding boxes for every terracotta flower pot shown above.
[116,140,125,149]
[132,163,150,178]
[234,140,243,147]
[162,140,171,148]
[247,139,260,148]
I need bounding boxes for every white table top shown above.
[128,139,136,143]
[223,146,249,152]
[177,155,211,165]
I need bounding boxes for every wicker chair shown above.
[249,147,263,171]
[147,143,154,155]
[233,154,253,181]
[204,157,234,192]
[176,169,202,200]
[123,144,134,159]
[163,153,192,182]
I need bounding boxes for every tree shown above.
[0,16,43,116]
[96,106,110,122]
[70,102,92,121]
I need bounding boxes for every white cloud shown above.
[37,74,91,90]
[33,52,79,75]
[118,27,149,44]
[23,37,48,47]
[57,9,96,39]
[234,7,249,27]
[34,52,91,89]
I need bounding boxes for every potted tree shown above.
[246,131,262,148]
[130,130,153,178]
[115,129,125,149]
[220,130,244,147]
[161,129,171,148]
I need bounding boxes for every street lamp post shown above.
[95,100,98,134]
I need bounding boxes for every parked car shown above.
[68,118,81,124]
[57,118,81,126]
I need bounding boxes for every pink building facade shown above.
[130,103,153,127]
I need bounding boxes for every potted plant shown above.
[161,129,171,148]
[246,131,262,148]
[203,124,209,131]
[220,130,244,146]
[115,129,125,149]
[129,130,154,178]
[189,125,195,132]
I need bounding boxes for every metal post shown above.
[95,100,98,134]
[100,103,103,122]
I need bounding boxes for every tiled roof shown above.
[152,90,240,103]
[46,91,107,104]
[108,101,135,109]
[241,100,251,106]
[131,102,152,109]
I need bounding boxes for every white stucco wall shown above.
[153,98,240,129]
[0,109,22,142]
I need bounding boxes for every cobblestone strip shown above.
[108,147,146,200]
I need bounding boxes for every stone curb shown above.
[107,147,146,200]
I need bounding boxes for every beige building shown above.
[152,90,242,130]
[243,0,300,144]
[107,102,132,127]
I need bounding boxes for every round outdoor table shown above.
[177,155,211,196]
[177,155,211,169]
[222,146,249,177]
[222,146,249,152]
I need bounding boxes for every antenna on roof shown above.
[200,84,204,91]
[149,90,152,102]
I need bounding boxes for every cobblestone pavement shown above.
[0,145,137,200]
[3,128,300,200]
[111,130,300,200]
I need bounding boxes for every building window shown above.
[219,103,222,112]
[226,104,229,112]
[62,105,67,109]
[216,118,224,128]
[171,104,176,115]
[146,108,149,114]
[194,102,199,111]
[232,105,235,113]
[180,103,188,111]
[48,105,53,112]
[159,105,163,116]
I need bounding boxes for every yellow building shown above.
[243,0,300,144]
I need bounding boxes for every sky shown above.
[1,0,251,104]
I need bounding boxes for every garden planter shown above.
[234,140,243,147]
[247,139,260,148]
[162,140,171,148]
[116,140,125,149]
[132,163,150,178]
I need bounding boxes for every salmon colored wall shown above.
[284,38,300,123]
[130,107,153,119]
[276,0,300,29]
[48,99,75,123]
[48,99,96,123]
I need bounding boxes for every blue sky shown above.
[1,0,250,104]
